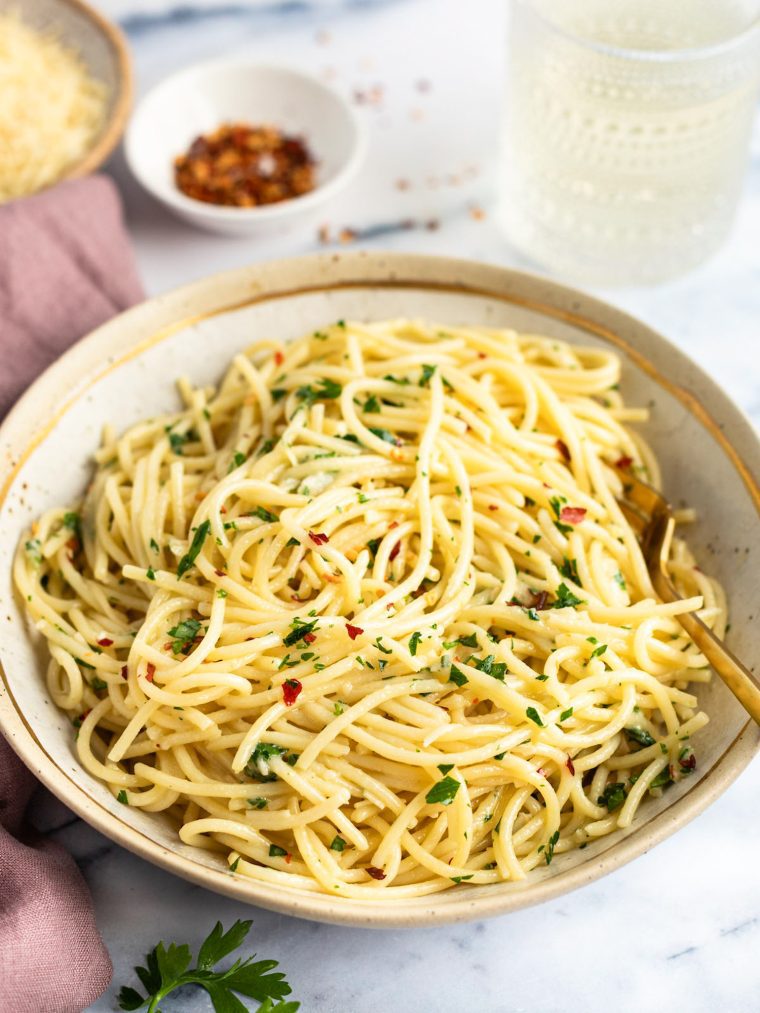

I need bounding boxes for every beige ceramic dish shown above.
[1,0,132,191]
[0,253,757,928]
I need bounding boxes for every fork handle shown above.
[653,569,760,725]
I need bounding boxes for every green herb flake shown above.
[167,618,202,655]
[559,707,573,722]
[598,782,627,811]
[425,775,460,807]
[448,664,469,687]
[117,790,128,805]
[177,520,211,579]
[526,706,543,727]
[330,836,346,852]
[408,631,422,656]
[552,583,584,609]
[247,797,268,809]
[625,727,655,748]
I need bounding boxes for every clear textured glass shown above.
[500,0,760,285]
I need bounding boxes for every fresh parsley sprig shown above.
[117,920,298,1013]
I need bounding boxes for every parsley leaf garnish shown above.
[526,706,543,727]
[363,394,381,414]
[544,830,560,865]
[177,520,211,579]
[296,378,342,404]
[552,583,584,609]
[598,782,627,811]
[116,919,298,1012]
[167,618,202,655]
[425,775,460,806]
[625,727,655,748]
[408,631,422,656]
[448,664,468,686]
[283,620,317,647]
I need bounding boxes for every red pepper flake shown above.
[566,757,575,775]
[274,351,284,366]
[309,531,329,546]
[65,537,80,552]
[488,504,498,511]
[615,455,633,470]
[302,632,317,644]
[346,623,364,640]
[556,439,570,463]
[214,569,226,577]
[680,753,697,772]
[120,665,128,680]
[471,698,480,707]
[388,521,399,530]
[285,852,292,864]
[560,506,586,525]
[366,866,386,880]
[291,594,306,602]
[389,542,400,562]
[529,590,548,611]
[97,637,113,647]
[478,352,487,359]
[146,663,156,683]
[282,678,302,706]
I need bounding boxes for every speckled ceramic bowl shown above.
[0,0,132,192]
[0,253,757,928]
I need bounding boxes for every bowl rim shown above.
[1,251,758,928]
[124,59,368,222]
[51,0,134,184]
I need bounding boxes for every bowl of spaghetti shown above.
[1,253,758,926]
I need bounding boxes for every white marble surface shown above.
[32,1,760,1010]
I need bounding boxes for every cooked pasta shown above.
[14,320,725,897]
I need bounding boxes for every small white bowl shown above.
[125,61,366,236]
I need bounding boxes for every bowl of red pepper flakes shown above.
[125,61,367,236]
[174,123,316,209]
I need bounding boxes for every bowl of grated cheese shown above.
[0,0,132,204]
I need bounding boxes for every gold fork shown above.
[617,469,760,724]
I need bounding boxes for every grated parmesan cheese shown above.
[0,12,108,202]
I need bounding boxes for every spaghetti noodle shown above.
[14,320,725,897]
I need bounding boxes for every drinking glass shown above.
[499,0,760,285]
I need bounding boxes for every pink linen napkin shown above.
[0,175,143,1012]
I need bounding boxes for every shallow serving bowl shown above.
[125,61,367,236]
[0,253,757,928]
[0,0,132,192]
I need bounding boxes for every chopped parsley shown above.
[448,664,468,687]
[625,727,655,748]
[247,797,268,809]
[117,790,128,805]
[296,378,342,404]
[167,618,202,654]
[425,775,460,806]
[177,520,210,578]
[283,620,318,647]
[268,845,288,858]
[544,829,560,865]
[559,707,573,722]
[408,631,422,656]
[552,583,584,609]
[598,782,627,811]
[363,394,381,414]
[559,556,580,584]
[590,643,608,659]
[526,706,543,727]
[330,836,346,852]
[419,364,437,387]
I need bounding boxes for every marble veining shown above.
[26,0,760,1009]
